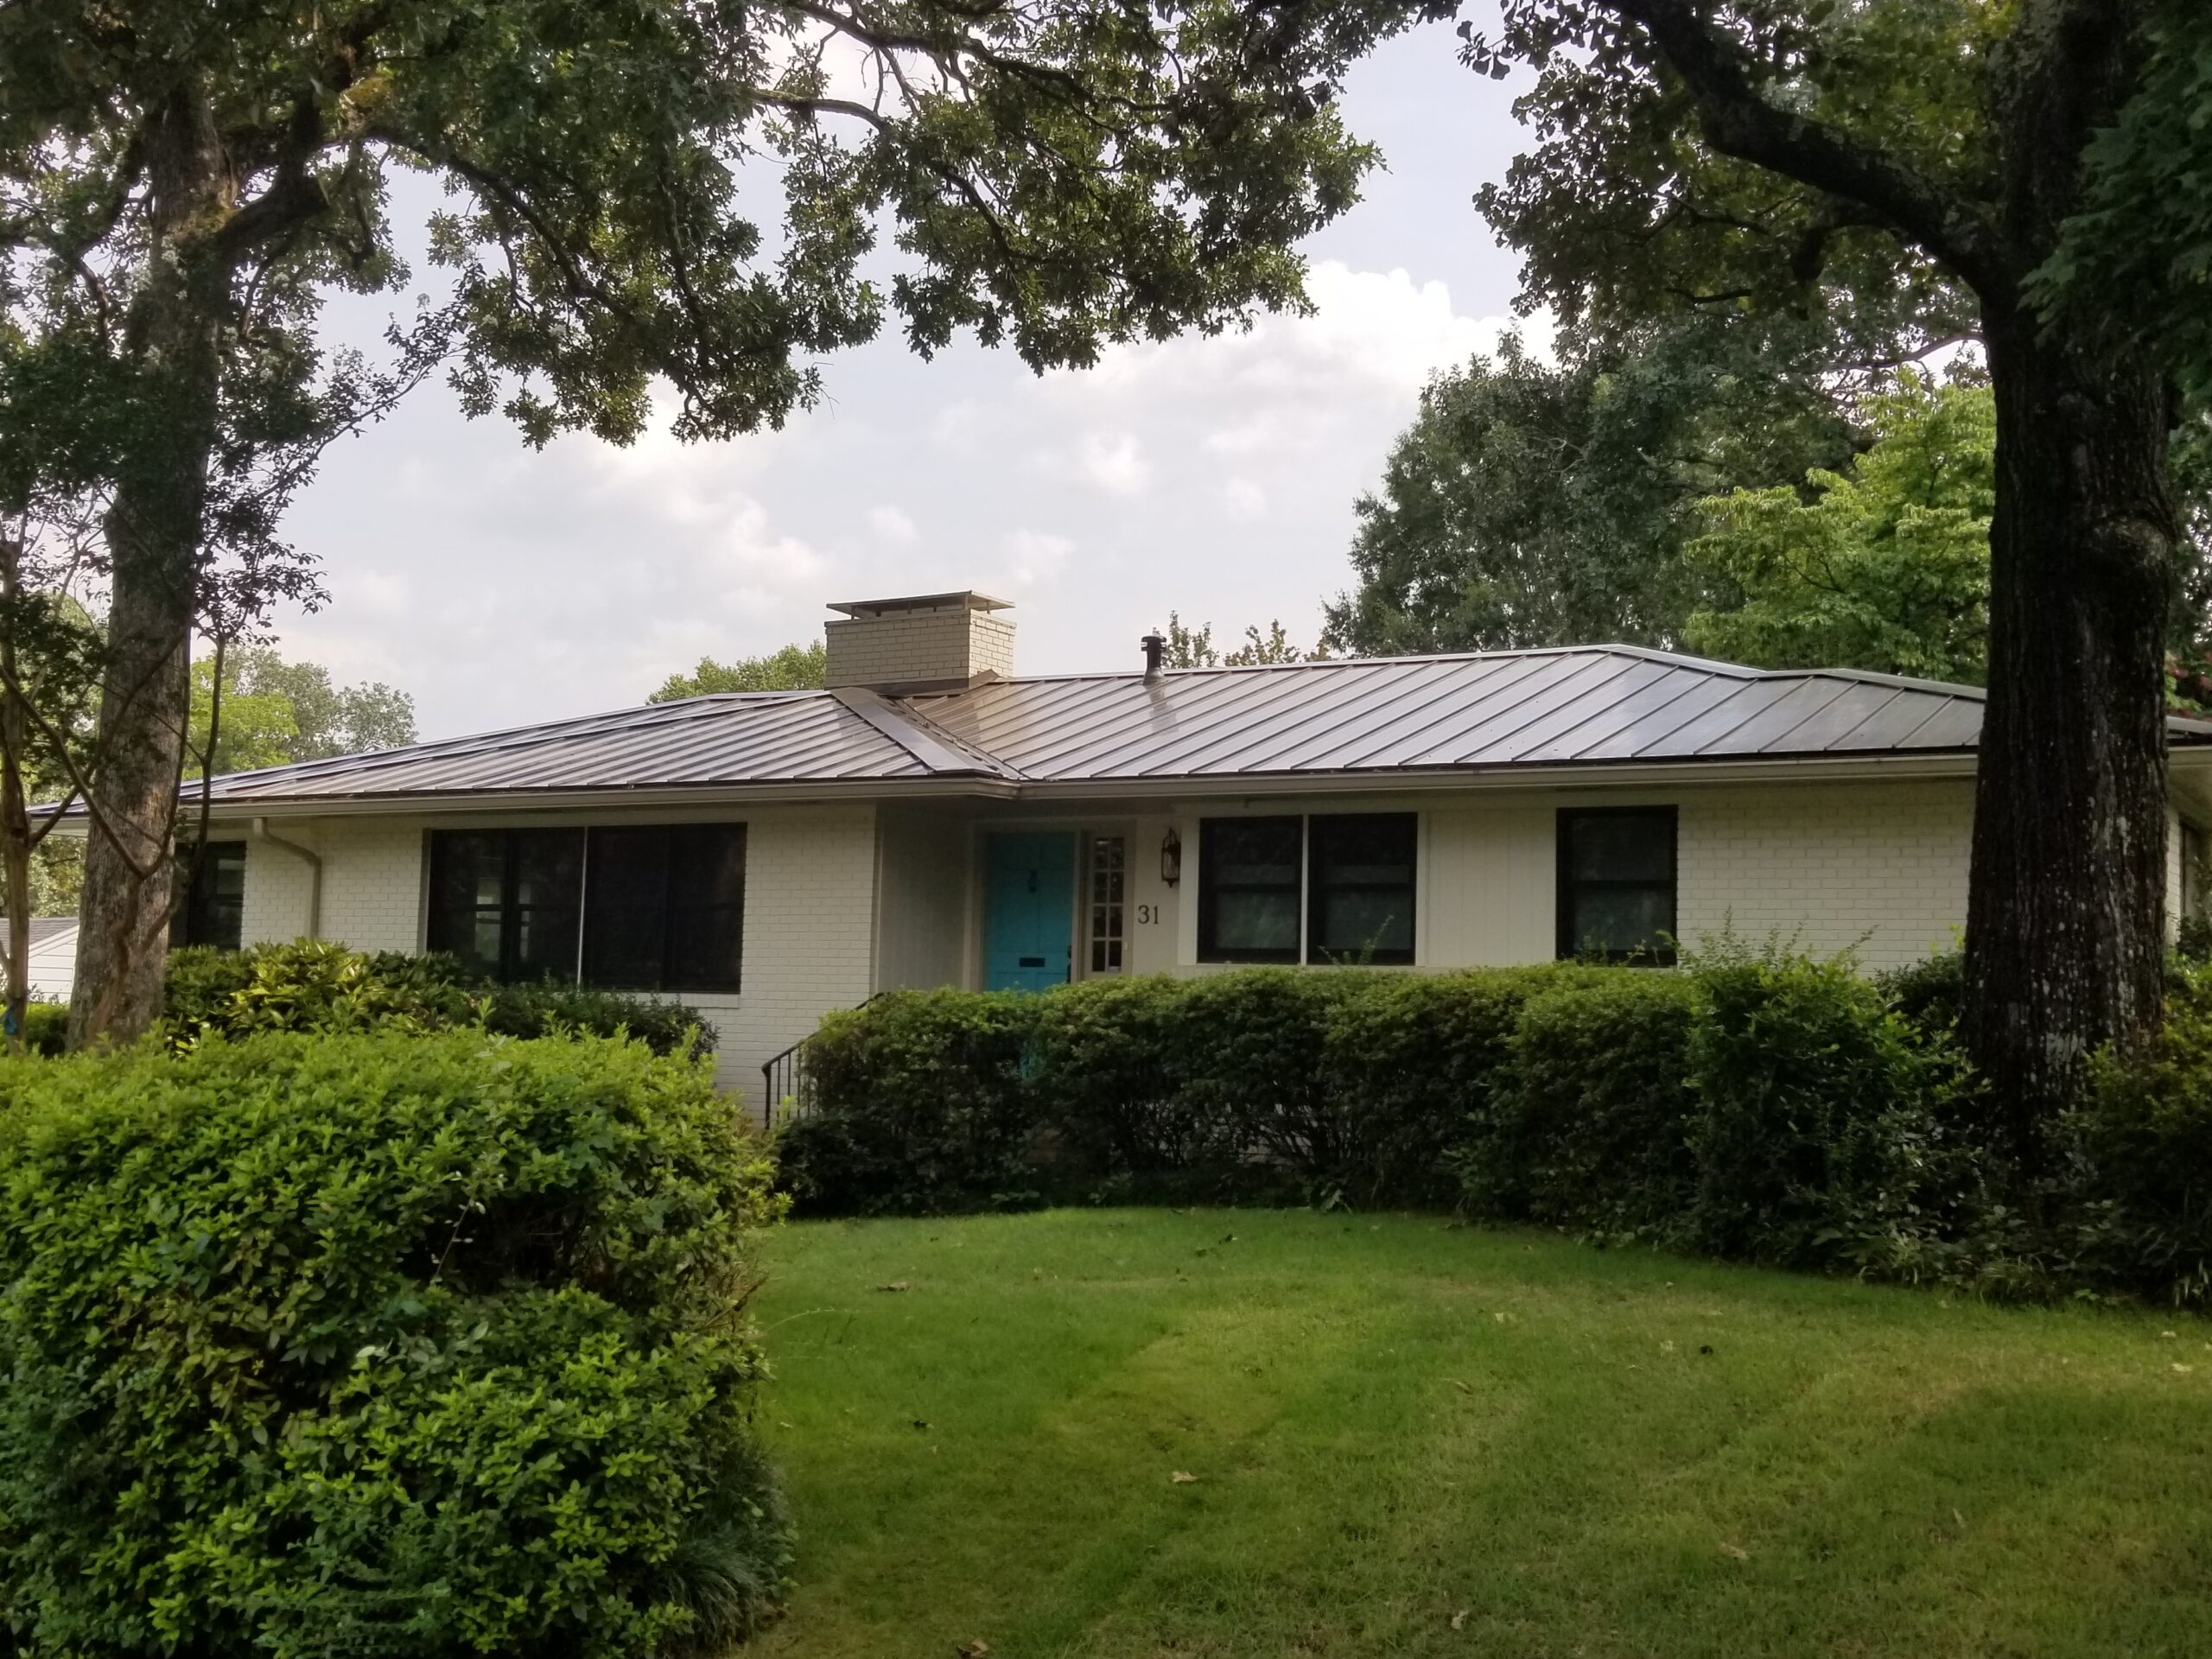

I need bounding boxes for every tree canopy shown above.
[1684,375,1993,683]
[650,642,827,702]
[188,646,417,776]
[1325,312,1859,658]
[3,0,1435,1040]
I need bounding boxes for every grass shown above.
[747,1209,2212,1658]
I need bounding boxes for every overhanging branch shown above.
[1605,0,2012,303]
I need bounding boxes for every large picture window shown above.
[584,825,747,993]
[1308,814,1416,964]
[1198,813,1419,965]
[1556,807,1676,963]
[427,824,743,992]
[172,841,247,950]
[1198,817,1302,963]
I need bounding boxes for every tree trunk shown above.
[1961,315,2176,1148]
[1957,0,2177,1147]
[67,85,231,1047]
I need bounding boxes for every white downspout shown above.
[251,817,322,940]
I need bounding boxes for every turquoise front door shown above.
[985,832,1075,993]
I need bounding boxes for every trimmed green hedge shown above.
[161,939,715,1058]
[775,951,2212,1304]
[0,1029,786,1658]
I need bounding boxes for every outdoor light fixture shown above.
[1160,828,1182,887]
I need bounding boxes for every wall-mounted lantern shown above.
[1160,828,1183,887]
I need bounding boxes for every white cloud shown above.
[1074,430,1149,496]
[998,528,1073,590]
[1224,478,1268,521]
[868,504,920,546]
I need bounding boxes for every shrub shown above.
[481,977,715,1058]
[1337,966,1607,1210]
[1171,969,1357,1192]
[17,1000,66,1057]
[778,988,1044,1215]
[1027,976,1235,1188]
[2071,968,2212,1302]
[162,940,714,1058]
[1685,944,1973,1267]
[0,1029,786,1659]
[1466,973,1699,1236]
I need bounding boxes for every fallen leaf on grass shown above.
[956,1641,992,1657]
[1171,1471,1198,1484]
[1447,1378,1472,1394]
[2173,1363,2195,1375]
[1450,1610,1468,1630]
[1719,1541,1750,1561]
[877,1281,911,1293]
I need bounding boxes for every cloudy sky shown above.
[280,21,1541,740]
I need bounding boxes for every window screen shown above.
[1556,807,1677,963]
[1307,814,1416,964]
[173,841,247,950]
[1198,817,1302,963]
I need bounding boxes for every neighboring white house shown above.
[25,917,78,1002]
[132,591,2212,1109]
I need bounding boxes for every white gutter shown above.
[250,817,322,938]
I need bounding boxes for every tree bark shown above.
[1955,0,2178,1145]
[1962,319,2175,1147]
[67,84,231,1047]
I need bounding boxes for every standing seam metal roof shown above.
[172,644,2212,806]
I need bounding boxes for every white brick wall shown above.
[824,605,1014,688]
[1675,781,1972,967]
[231,804,880,1112]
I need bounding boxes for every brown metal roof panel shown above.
[1266,653,1565,772]
[1774,683,1913,752]
[1068,663,1404,777]
[1513,663,1732,762]
[1389,654,1640,766]
[1881,697,1983,750]
[1687,677,1856,756]
[1629,679,1808,758]
[1113,662,1433,777]
[1433,656,1683,766]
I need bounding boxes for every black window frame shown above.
[1555,805,1678,965]
[426,828,584,983]
[426,823,745,993]
[1197,816,1305,963]
[172,840,247,950]
[1306,812,1418,965]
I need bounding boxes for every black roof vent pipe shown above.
[1141,631,1166,684]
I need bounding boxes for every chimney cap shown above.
[827,590,1013,619]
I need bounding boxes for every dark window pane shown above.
[1199,817,1302,963]
[664,825,745,993]
[1566,886,1675,957]
[584,827,671,989]
[1308,814,1416,964]
[1568,813,1673,883]
[1312,888,1414,959]
[1556,809,1675,963]
[508,830,582,981]
[427,831,507,978]
[1209,818,1301,887]
[1212,889,1301,953]
[173,841,247,950]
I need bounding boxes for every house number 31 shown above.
[1135,904,1160,925]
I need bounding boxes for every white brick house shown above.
[150,591,2212,1109]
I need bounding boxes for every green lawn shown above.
[747,1209,2212,1658]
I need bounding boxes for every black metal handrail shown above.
[760,994,882,1132]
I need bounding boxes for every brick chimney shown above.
[823,592,1015,693]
